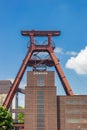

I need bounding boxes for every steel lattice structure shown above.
[3,30,74,109]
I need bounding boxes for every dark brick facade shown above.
[57,96,87,130]
[25,71,57,130]
[0,80,12,94]
[24,71,87,130]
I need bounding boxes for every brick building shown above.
[24,71,87,130]
[57,96,87,130]
[0,80,18,119]
[25,71,57,130]
[0,72,87,130]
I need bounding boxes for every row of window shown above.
[37,91,45,130]
[66,100,87,105]
[67,118,87,123]
[37,128,44,130]
[37,105,44,108]
[37,109,44,113]
[66,109,87,114]
[37,75,45,86]
[37,95,44,99]
[67,128,79,130]
[67,128,86,130]
[37,91,44,95]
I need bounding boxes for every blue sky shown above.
[0,0,87,101]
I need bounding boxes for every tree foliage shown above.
[0,106,13,130]
[18,106,24,123]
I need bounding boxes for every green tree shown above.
[0,106,13,130]
[18,106,24,123]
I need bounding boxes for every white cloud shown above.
[66,46,87,74]
[54,47,64,54]
[66,51,78,56]
[8,78,14,83]
[54,47,78,56]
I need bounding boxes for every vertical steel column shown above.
[30,33,34,45]
[48,34,52,46]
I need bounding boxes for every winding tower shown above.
[3,30,74,130]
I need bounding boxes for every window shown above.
[37,100,44,105]
[66,100,87,105]
[37,105,44,108]
[67,128,79,130]
[67,127,87,130]
[37,75,45,86]
[66,100,79,105]
[37,91,44,95]
[37,109,44,113]
[66,109,87,114]
[66,110,80,114]
[67,119,80,123]
[37,122,45,127]
[67,118,87,124]
[37,117,44,122]
[37,128,44,130]
[37,95,44,99]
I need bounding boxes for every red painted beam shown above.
[21,30,60,37]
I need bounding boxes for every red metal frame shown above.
[3,30,74,109]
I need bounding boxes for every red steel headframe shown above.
[3,30,74,109]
